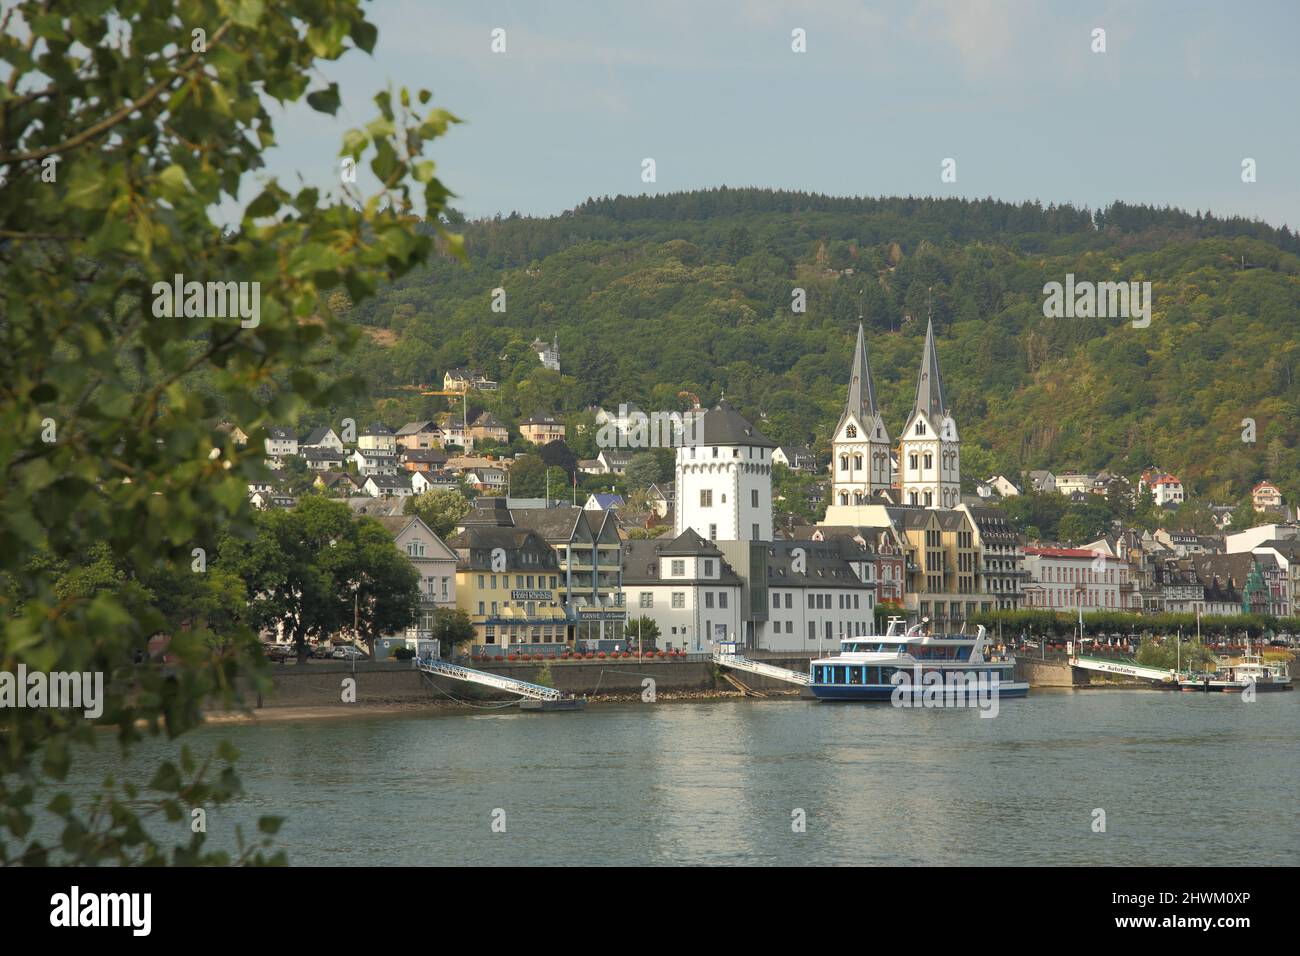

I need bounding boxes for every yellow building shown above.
[520,413,566,446]
[447,524,568,649]
[818,502,983,628]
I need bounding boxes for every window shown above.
[846,425,857,438]
[916,421,926,435]
[705,592,714,609]
[704,559,714,576]
[909,454,918,470]
[672,592,685,608]
[808,622,816,640]
[700,489,712,507]
[719,593,728,608]
[785,593,792,609]
[840,455,849,471]
[752,523,760,541]
[772,592,780,608]
[639,592,653,608]
[923,453,932,469]
[477,574,485,588]
[477,601,484,614]
[671,559,685,576]
[751,489,759,508]
[807,594,815,609]
[709,524,717,539]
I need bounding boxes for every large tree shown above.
[0,0,458,864]
[405,488,472,538]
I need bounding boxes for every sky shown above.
[253,0,1300,228]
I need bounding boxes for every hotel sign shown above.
[577,608,627,621]
[511,589,553,601]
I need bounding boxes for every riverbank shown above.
[213,655,1171,723]
[203,686,805,723]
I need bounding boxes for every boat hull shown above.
[810,682,1030,702]
[1177,681,1292,693]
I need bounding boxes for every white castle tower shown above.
[897,317,960,508]
[675,400,775,542]
[832,323,892,506]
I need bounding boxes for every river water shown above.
[46,688,1300,866]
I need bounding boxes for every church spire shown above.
[913,316,948,421]
[843,323,880,426]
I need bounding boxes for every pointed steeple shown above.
[912,317,948,421]
[838,323,881,433]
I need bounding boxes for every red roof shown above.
[1151,475,1181,486]
[1025,546,1103,559]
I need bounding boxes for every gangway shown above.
[712,647,811,687]
[1068,653,1178,684]
[415,656,563,701]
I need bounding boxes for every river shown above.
[43,688,1300,865]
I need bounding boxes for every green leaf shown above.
[306,83,341,116]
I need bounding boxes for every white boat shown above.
[1176,651,1293,693]
[809,617,1029,703]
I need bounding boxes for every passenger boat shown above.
[809,617,1029,703]
[1175,652,1292,693]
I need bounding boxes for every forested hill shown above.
[322,188,1300,504]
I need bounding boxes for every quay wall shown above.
[1015,656,1090,688]
[241,652,1077,710]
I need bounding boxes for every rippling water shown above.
[41,688,1300,865]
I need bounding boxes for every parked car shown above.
[262,642,293,662]
[332,645,366,661]
[312,643,336,659]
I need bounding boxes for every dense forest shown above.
[235,189,1300,506]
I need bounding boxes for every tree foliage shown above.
[0,0,457,864]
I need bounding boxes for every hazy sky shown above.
[256,0,1300,228]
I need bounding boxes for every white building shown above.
[358,423,397,455]
[300,426,344,453]
[897,318,961,509]
[754,539,876,652]
[1226,523,1299,553]
[622,530,744,653]
[353,448,399,476]
[532,335,560,373]
[373,515,458,641]
[363,474,413,498]
[674,399,775,543]
[1150,474,1184,507]
[264,426,298,468]
[831,323,892,506]
[1055,473,1095,497]
[1022,546,1128,611]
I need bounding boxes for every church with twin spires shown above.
[827,317,961,516]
